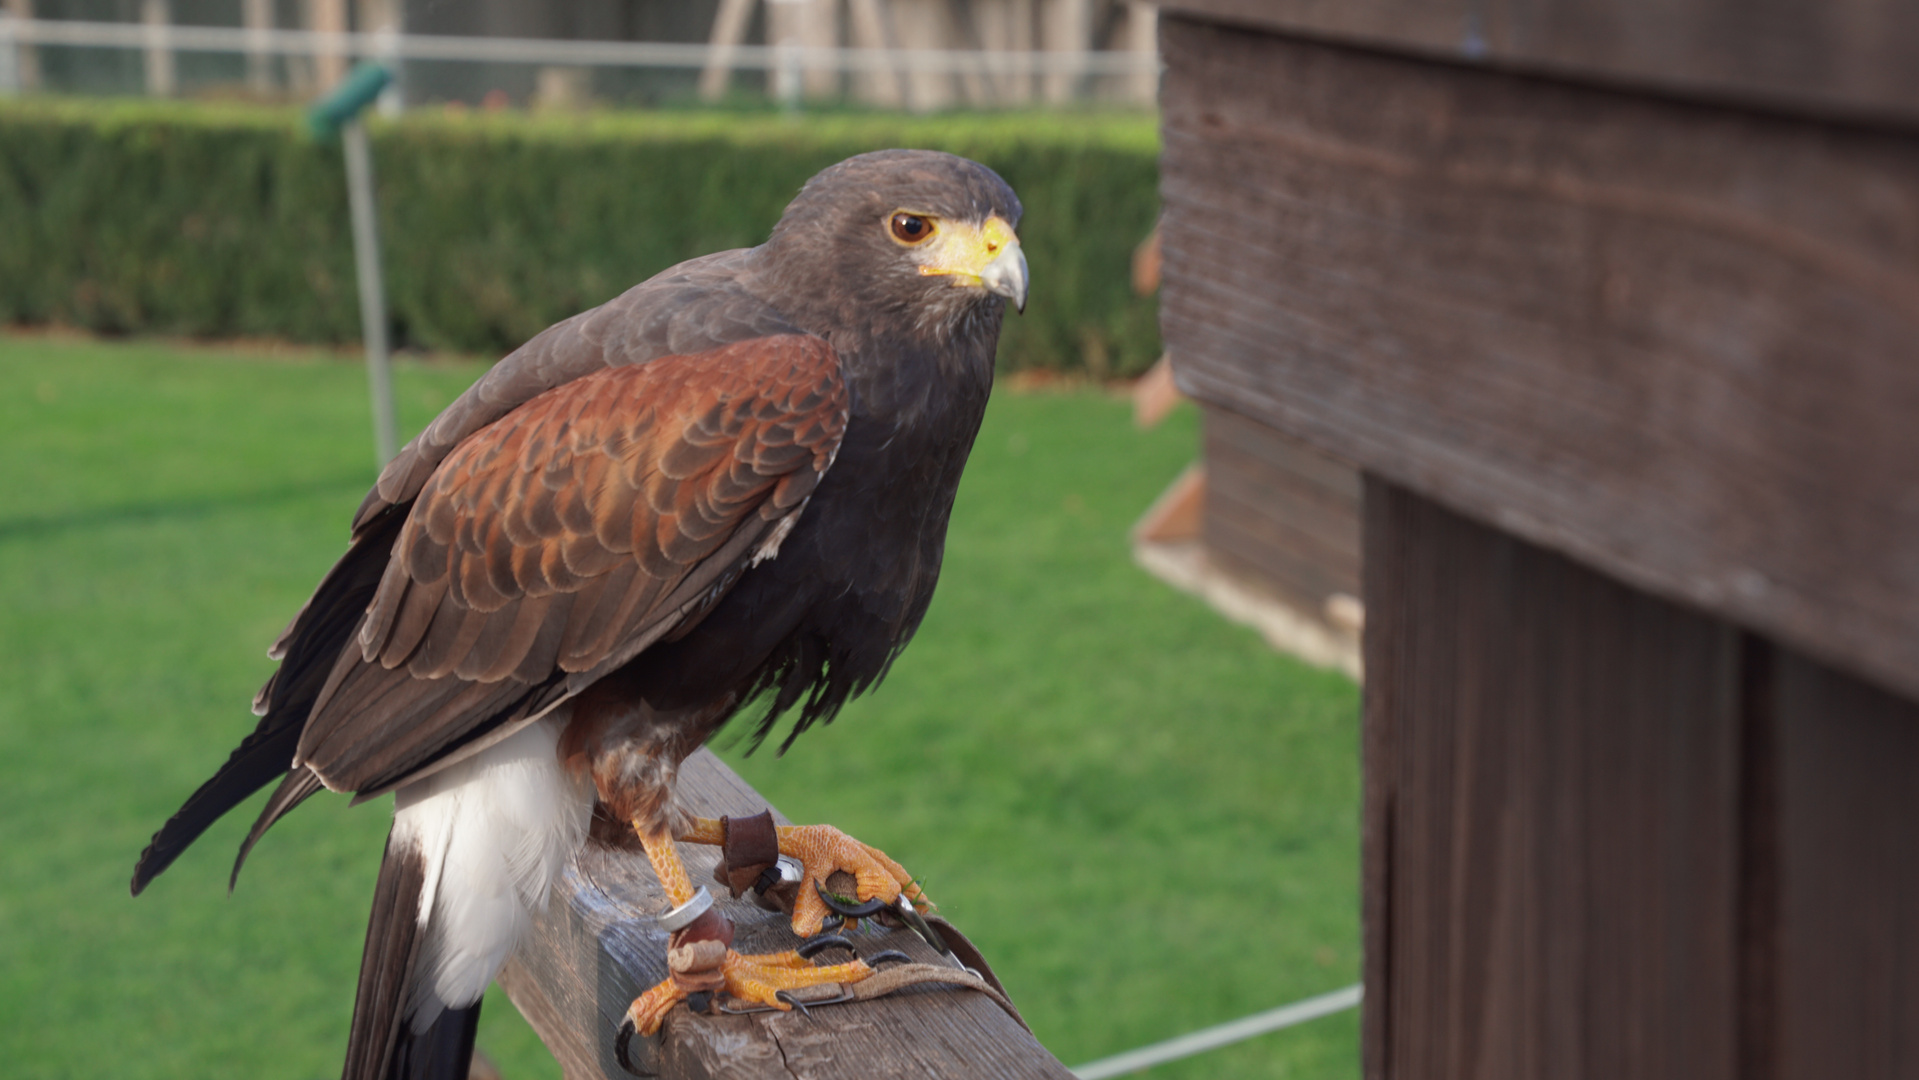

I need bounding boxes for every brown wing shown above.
[294,334,848,796]
[352,248,800,535]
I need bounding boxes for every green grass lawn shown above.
[0,333,1360,1079]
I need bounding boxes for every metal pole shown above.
[1070,984,1363,1079]
[341,117,397,466]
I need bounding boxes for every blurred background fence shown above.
[0,1,1159,109]
[0,1,1163,373]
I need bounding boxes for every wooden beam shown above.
[1121,2,1158,106]
[1203,407,1361,611]
[797,0,838,99]
[1159,16,1919,703]
[141,0,175,97]
[308,0,347,90]
[497,748,1072,1080]
[3,0,40,93]
[1039,0,1090,103]
[1772,649,1919,1079]
[699,0,756,102]
[891,0,958,111]
[1158,0,1919,126]
[1363,478,1919,1080]
[241,0,273,94]
[1362,478,1745,1080]
[845,0,907,107]
[971,0,1036,103]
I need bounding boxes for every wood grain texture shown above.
[1202,405,1360,614]
[1161,17,1919,702]
[1159,0,1919,126]
[1773,650,1919,1080]
[1362,480,1744,1080]
[497,749,1071,1079]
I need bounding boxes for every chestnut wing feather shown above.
[295,335,848,796]
[354,248,800,536]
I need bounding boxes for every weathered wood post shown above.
[1156,3,1919,1077]
[498,749,1075,1079]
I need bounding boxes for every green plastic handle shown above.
[307,64,393,138]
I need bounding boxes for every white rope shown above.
[1070,983,1363,1080]
[0,17,1158,77]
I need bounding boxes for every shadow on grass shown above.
[0,472,371,541]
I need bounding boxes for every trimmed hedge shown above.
[0,99,1161,374]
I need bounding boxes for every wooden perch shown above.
[498,749,1074,1079]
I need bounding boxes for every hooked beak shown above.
[915,213,1029,313]
[980,241,1028,314]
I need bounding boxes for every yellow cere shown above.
[918,214,1020,283]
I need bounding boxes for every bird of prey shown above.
[130,149,1028,1079]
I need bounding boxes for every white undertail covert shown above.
[391,719,592,1031]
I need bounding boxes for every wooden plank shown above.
[1159,0,1919,126]
[1362,479,1743,1080]
[1160,17,1919,703]
[496,749,1070,1080]
[1133,462,1205,543]
[1202,406,1362,608]
[1204,491,1358,608]
[1206,407,1361,508]
[1206,435,1360,570]
[1772,650,1919,1080]
[1204,460,1358,574]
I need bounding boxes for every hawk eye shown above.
[889,213,934,244]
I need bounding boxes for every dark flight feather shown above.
[341,831,433,1080]
[130,507,406,894]
[229,766,323,890]
[385,1004,482,1080]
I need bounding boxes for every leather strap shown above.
[925,915,1015,1004]
[703,814,1026,1029]
[847,962,1028,1032]
[711,811,780,898]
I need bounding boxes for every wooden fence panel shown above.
[1363,479,1743,1080]
[1203,406,1361,612]
[1160,15,1919,703]
[1159,0,1919,124]
[1773,652,1919,1080]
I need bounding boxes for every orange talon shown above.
[624,950,881,1036]
[677,816,932,938]
[625,823,898,1041]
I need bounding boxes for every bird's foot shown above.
[778,823,934,938]
[683,815,940,946]
[620,930,909,1038]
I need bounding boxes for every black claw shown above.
[864,949,912,968]
[797,934,855,959]
[776,989,813,1018]
[754,865,783,894]
[614,1019,656,1077]
[685,990,713,1015]
[814,881,889,919]
[894,898,949,955]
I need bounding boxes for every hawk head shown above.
[760,150,1028,336]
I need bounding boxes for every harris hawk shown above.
[130,150,1028,1079]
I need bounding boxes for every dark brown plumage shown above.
[131,149,1026,1080]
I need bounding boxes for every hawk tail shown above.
[342,827,483,1080]
[129,723,302,894]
